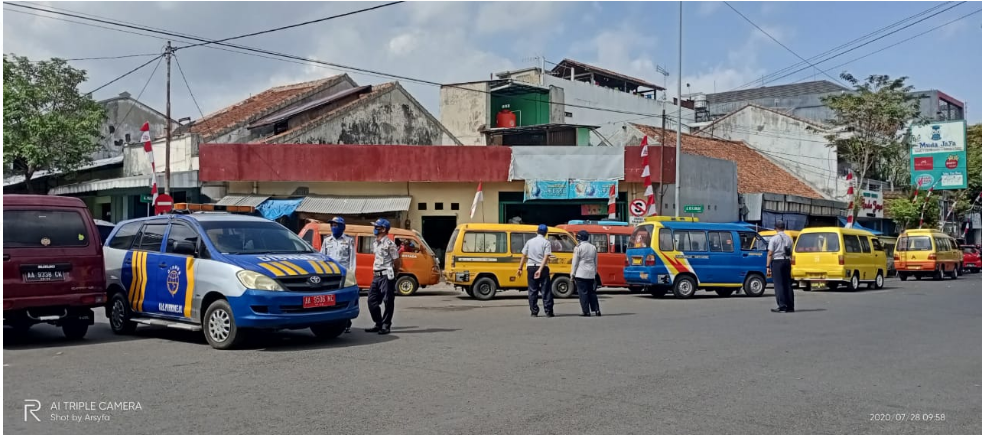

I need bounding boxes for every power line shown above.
[118,55,163,127]
[727,2,955,92]
[175,1,404,51]
[86,54,163,95]
[8,52,161,62]
[723,1,965,93]
[723,1,846,87]
[791,7,982,84]
[173,53,204,118]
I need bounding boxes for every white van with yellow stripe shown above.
[103,206,359,350]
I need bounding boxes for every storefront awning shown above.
[296,196,412,215]
[215,195,269,207]
[48,171,198,196]
[838,216,883,235]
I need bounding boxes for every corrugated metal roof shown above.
[215,195,269,207]
[246,85,372,129]
[47,170,198,196]
[296,196,411,215]
[706,80,849,105]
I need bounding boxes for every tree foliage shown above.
[822,73,920,216]
[3,54,106,193]
[967,123,982,196]
[887,196,941,231]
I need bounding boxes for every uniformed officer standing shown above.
[571,230,601,317]
[320,216,357,333]
[517,224,554,317]
[366,218,400,335]
[767,220,795,313]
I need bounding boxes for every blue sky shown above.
[4,1,980,122]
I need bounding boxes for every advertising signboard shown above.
[524,180,618,201]
[909,120,968,190]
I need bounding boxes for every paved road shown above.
[5,275,981,435]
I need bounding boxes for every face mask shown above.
[373,228,380,236]
[331,226,344,238]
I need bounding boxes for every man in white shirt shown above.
[320,217,357,332]
[571,230,601,317]
[517,224,553,317]
[767,220,795,313]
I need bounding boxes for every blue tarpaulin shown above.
[256,199,302,221]
[837,216,883,235]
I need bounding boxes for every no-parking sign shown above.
[630,199,647,217]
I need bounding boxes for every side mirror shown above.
[172,241,197,256]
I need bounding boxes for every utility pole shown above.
[164,41,172,195]
[659,109,666,215]
[674,1,683,218]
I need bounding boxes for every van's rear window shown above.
[896,236,932,251]
[3,210,90,247]
[794,233,840,252]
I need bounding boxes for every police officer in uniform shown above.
[571,230,601,317]
[366,218,400,335]
[320,216,357,333]
[767,220,795,313]
[517,224,554,317]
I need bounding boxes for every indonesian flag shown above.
[140,122,158,211]
[640,136,657,216]
[469,182,483,219]
[607,184,617,220]
[918,182,936,229]
[845,171,854,228]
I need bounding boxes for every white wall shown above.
[702,107,839,198]
[123,134,200,177]
[439,82,490,146]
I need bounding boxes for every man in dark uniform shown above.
[767,220,795,313]
[517,224,553,317]
[366,218,400,335]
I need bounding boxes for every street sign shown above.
[140,194,153,203]
[683,205,704,214]
[154,193,174,215]
[629,216,644,226]
[630,199,647,217]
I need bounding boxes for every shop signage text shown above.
[524,180,618,201]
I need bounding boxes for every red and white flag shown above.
[140,122,158,211]
[845,171,855,228]
[607,184,617,220]
[469,182,483,219]
[640,136,657,216]
[918,182,936,229]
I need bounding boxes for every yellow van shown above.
[791,227,887,291]
[894,229,962,281]
[759,229,800,245]
[444,223,576,301]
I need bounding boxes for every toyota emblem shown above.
[308,275,322,285]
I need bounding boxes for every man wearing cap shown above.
[767,220,795,313]
[571,230,601,317]
[517,224,554,317]
[366,218,400,334]
[320,217,357,333]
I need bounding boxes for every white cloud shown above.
[697,2,721,16]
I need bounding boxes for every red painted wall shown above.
[199,144,674,184]
[623,146,676,183]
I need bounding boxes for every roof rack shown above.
[566,220,630,226]
[172,203,256,214]
[643,216,699,223]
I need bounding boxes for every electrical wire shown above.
[117,55,163,131]
[85,54,163,95]
[10,52,161,62]
[173,53,205,119]
[723,1,846,87]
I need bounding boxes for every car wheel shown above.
[649,287,668,298]
[743,274,766,297]
[471,277,497,301]
[310,321,347,340]
[899,273,908,281]
[628,285,644,294]
[61,319,88,340]
[933,267,944,281]
[715,288,734,298]
[551,276,574,299]
[464,287,474,297]
[395,275,419,296]
[949,265,958,280]
[109,292,137,335]
[801,281,813,291]
[848,272,861,291]
[874,271,885,289]
[956,265,963,276]
[673,275,697,299]
[203,300,245,350]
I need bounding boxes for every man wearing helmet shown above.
[517,224,554,318]
[366,218,400,335]
[321,216,357,333]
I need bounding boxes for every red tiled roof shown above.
[633,124,824,199]
[190,75,346,139]
[259,82,397,144]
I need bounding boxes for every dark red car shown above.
[961,245,981,273]
[4,195,107,339]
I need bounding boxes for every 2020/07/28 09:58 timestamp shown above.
[870,413,946,422]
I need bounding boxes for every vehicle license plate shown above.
[23,271,65,282]
[631,257,642,265]
[303,294,336,308]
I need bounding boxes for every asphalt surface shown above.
[4,274,982,435]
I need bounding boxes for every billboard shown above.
[524,180,618,201]
[909,120,968,190]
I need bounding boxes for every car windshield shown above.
[897,236,932,252]
[795,233,840,253]
[963,247,978,254]
[199,220,314,255]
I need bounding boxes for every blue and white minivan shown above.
[623,217,771,298]
[102,204,359,349]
